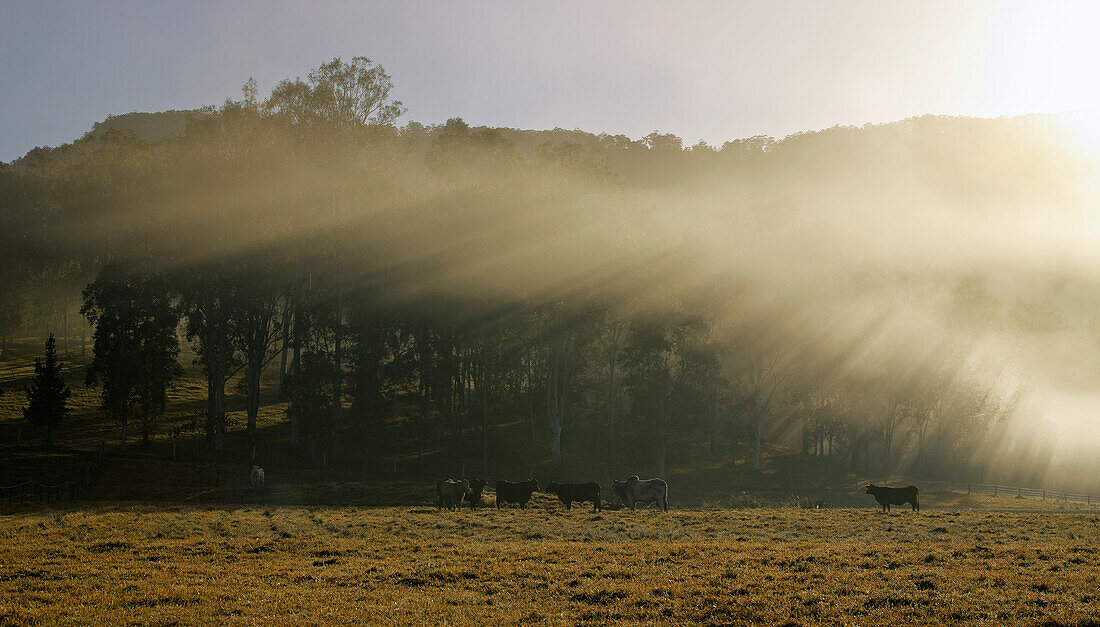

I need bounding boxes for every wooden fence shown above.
[1,450,101,506]
[921,479,1099,506]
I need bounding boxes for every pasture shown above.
[2,503,1099,624]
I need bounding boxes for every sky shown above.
[3,1,1100,162]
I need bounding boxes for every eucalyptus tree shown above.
[228,256,286,449]
[177,263,238,451]
[82,263,181,446]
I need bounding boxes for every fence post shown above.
[1043,489,1046,501]
[1064,492,1067,502]
[993,485,997,497]
[967,482,971,495]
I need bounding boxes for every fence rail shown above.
[1,451,101,506]
[921,479,1099,506]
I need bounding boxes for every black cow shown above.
[546,481,602,512]
[496,479,540,509]
[865,484,919,512]
[464,479,489,509]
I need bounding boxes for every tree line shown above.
[2,56,1046,486]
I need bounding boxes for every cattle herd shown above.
[434,478,920,513]
[248,466,917,513]
[435,475,669,512]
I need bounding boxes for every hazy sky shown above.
[3,1,1100,161]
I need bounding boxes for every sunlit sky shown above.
[2,1,1100,161]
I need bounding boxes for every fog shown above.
[5,62,1100,491]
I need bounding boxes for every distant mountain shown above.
[85,110,205,143]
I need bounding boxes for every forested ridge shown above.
[3,57,1098,493]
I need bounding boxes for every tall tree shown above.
[83,264,181,446]
[177,265,237,451]
[228,261,284,449]
[23,334,71,447]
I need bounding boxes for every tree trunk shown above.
[752,388,763,471]
[657,438,666,480]
[206,371,216,442]
[607,326,620,477]
[481,348,490,477]
[883,426,892,481]
[546,333,567,466]
[278,304,292,393]
[246,361,261,447]
[63,299,69,358]
[730,427,738,466]
[214,345,226,453]
[331,291,343,454]
[528,363,537,447]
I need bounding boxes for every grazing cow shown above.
[464,479,489,509]
[546,481,602,512]
[250,465,265,488]
[437,479,471,511]
[612,475,668,512]
[865,484,919,513]
[496,479,540,509]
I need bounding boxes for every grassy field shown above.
[2,501,1099,625]
[3,337,1100,624]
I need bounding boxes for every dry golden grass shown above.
[2,503,1099,625]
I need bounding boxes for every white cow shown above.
[250,465,265,488]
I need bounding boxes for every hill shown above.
[84,110,205,143]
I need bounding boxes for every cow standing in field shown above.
[496,479,540,509]
[612,475,668,512]
[546,482,602,512]
[865,484,919,512]
[464,479,489,509]
[250,465,265,488]
[437,479,471,511]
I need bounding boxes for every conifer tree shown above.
[23,334,71,447]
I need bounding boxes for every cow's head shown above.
[526,479,541,491]
[865,484,877,494]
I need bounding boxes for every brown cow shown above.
[546,482,601,512]
[865,484,919,513]
[496,479,540,509]
[437,479,471,511]
[464,479,489,509]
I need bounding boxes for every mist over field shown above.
[1,37,1100,503]
[6,1,1100,622]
